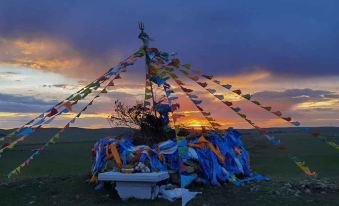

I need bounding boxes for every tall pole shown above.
[138,22,157,116]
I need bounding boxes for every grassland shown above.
[0,127,338,205]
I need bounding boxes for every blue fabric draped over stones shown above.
[91,129,268,185]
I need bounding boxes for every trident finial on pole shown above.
[138,21,150,48]
[138,21,144,31]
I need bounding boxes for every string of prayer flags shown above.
[2,50,142,145]
[167,75,219,130]
[188,69,303,128]
[171,62,319,176]
[315,134,339,151]
[157,49,322,178]
[4,50,139,158]
[7,72,119,178]
[157,77,190,172]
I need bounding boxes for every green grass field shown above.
[0,127,338,206]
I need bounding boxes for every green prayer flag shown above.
[180,69,189,75]
[183,64,192,69]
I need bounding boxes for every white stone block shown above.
[98,172,169,200]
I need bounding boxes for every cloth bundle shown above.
[91,129,268,186]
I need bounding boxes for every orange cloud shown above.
[0,37,124,79]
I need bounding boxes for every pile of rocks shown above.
[278,178,339,196]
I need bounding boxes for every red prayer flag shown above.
[273,111,282,116]
[197,82,207,88]
[98,76,108,82]
[196,106,204,111]
[202,75,213,80]
[232,89,242,95]
[175,80,184,85]
[63,101,72,112]
[223,101,233,106]
[46,108,58,117]
[190,76,199,81]
[181,86,193,93]
[168,58,180,68]
[114,74,121,79]
[108,81,115,86]
[282,117,292,121]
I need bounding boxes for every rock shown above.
[294,191,300,197]
[28,200,35,204]
[305,189,311,194]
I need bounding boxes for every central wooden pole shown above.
[138,22,157,116]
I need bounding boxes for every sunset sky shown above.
[0,0,338,129]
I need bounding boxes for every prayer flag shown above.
[197,82,207,88]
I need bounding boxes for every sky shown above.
[0,0,338,129]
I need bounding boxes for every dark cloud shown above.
[0,93,57,112]
[0,0,339,78]
[253,88,339,103]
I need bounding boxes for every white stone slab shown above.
[98,172,169,200]
[98,171,169,182]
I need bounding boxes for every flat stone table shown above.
[98,171,169,200]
